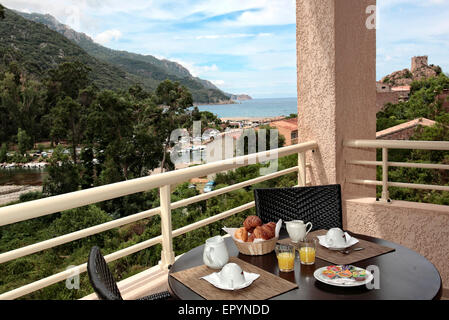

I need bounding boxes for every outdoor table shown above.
[168,230,442,300]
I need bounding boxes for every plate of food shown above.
[313,265,373,287]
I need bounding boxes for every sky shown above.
[2,0,449,98]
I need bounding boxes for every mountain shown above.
[0,9,142,91]
[0,8,231,104]
[13,10,231,104]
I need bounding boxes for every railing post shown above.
[381,148,390,202]
[298,152,306,187]
[159,185,175,269]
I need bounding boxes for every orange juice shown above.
[276,252,295,272]
[299,247,316,265]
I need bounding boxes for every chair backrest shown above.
[87,246,123,300]
[254,185,343,231]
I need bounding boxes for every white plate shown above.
[317,234,359,250]
[201,271,260,291]
[313,266,374,287]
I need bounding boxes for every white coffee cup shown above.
[218,263,246,288]
[325,228,347,247]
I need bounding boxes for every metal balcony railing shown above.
[345,139,449,202]
[0,141,317,300]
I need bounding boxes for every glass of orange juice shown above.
[275,244,295,272]
[299,238,316,265]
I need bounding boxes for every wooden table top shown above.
[168,231,442,300]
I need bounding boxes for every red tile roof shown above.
[376,118,436,139]
[270,118,298,130]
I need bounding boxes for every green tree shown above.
[153,80,193,172]
[17,128,32,155]
[0,143,7,162]
[0,4,5,20]
[47,61,91,100]
[43,145,80,196]
[50,96,84,163]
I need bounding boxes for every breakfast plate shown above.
[313,265,373,287]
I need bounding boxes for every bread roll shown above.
[253,226,270,240]
[248,232,256,243]
[243,215,262,233]
[234,227,248,242]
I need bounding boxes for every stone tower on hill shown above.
[411,56,429,74]
[381,56,441,87]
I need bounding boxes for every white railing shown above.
[0,141,317,300]
[345,139,449,202]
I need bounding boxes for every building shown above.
[376,118,436,140]
[376,82,411,112]
[437,88,449,112]
[269,118,299,146]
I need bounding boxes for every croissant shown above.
[264,222,276,232]
[234,227,248,242]
[247,232,256,242]
[261,224,275,239]
[253,226,271,240]
[243,215,262,233]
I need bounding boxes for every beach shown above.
[0,185,42,206]
[220,115,287,122]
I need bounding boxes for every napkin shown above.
[201,271,260,290]
[317,232,359,249]
[222,219,282,243]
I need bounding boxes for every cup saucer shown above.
[317,233,359,250]
[201,271,260,291]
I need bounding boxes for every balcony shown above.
[0,139,448,300]
[0,0,448,300]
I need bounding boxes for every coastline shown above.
[220,115,287,122]
[194,100,237,106]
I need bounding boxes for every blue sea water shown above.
[196,97,297,118]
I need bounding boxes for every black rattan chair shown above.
[87,246,172,300]
[254,184,343,231]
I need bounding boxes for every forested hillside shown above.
[0,9,143,91]
[376,73,449,204]
[14,10,231,104]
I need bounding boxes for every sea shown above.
[196,97,297,119]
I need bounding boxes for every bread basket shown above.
[233,237,278,256]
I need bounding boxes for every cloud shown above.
[168,59,219,77]
[94,29,123,45]
[211,80,225,86]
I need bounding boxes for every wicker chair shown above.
[87,246,171,300]
[254,184,343,231]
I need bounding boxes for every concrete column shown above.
[296,0,377,199]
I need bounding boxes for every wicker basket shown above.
[233,237,278,256]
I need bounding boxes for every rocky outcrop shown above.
[229,94,252,101]
[381,56,441,86]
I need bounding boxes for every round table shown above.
[168,231,442,300]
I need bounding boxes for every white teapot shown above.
[285,220,313,243]
[203,236,229,269]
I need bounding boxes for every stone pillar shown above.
[296,0,377,199]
